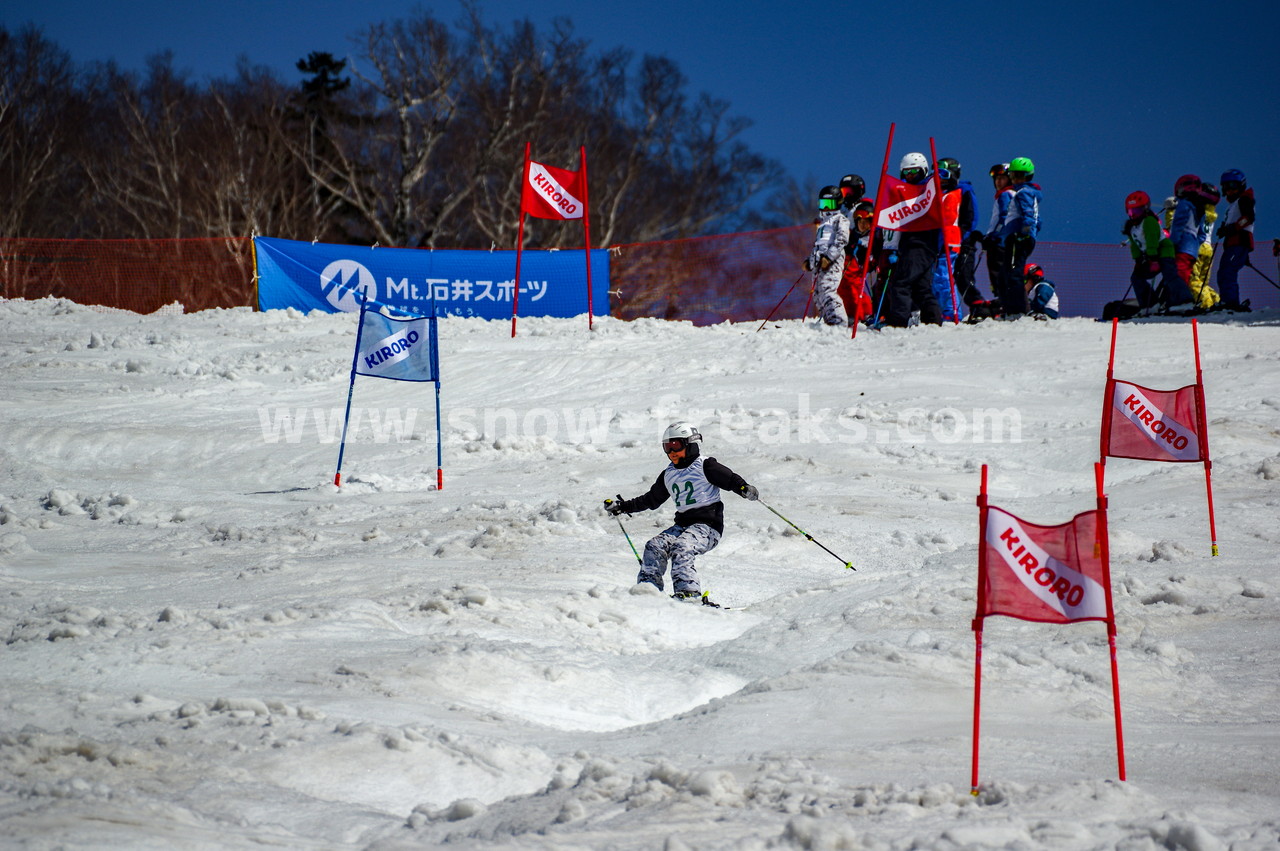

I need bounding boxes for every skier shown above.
[977,163,1014,319]
[605,423,757,606]
[837,200,876,325]
[1189,182,1222,311]
[1168,174,1210,311]
[803,185,851,326]
[931,157,975,321]
[838,173,866,210]
[997,156,1042,317]
[883,153,943,327]
[940,157,985,309]
[1216,169,1256,312]
[1022,263,1059,319]
[1122,190,1178,311]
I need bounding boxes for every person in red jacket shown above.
[837,201,876,325]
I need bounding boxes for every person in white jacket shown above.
[804,185,851,326]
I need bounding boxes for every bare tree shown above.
[0,26,83,238]
[5,10,788,248]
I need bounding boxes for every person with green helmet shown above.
[996,156,1042,317]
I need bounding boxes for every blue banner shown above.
[254,236,609,319]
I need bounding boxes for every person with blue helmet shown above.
[1216,169,1256,311]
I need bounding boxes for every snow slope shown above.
[2,298,1279,850]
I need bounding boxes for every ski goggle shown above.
[662,439,688,453]
[1222,180,1244,192]
[854,211,873,222]
[818,197,839,210]
[900,167,925,181]
[989,164,1008,177]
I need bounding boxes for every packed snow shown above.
[2,297,1279,850]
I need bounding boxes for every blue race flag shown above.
[335,301,444,490]
[354,308,438,383]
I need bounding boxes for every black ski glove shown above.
[604,495,626,516]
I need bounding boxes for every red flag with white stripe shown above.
[1102,379,1204,463]
[521,160,586,220]
[978,504,1110,625]
[875,174,943,231]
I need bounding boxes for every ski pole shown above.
[800,270,818,322]
[1245,261,1279,290]
[757,271,806,331]
[603,498,642,565]
[760,501,854,570]
[870,265,893,328]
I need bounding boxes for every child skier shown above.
[1022,263,1059,319]
[1122,190,1178,311]
[838,200,876,325]
[1217,169,1256,312]
[803,185,851,326]
[605,422,757,606]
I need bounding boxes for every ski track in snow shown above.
[2,297,1280,849]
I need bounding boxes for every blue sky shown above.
[6,0,1278,245]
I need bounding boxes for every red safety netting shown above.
[0,238,256,314]
[3,231,1275,319]
[609,226,813,324]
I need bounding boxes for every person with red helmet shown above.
[1188,183,1222,310]
[1167,175,1209,311]
[1022,263,1059,319]
[837,200,876,325]
[1123,190,1178,311]
[1216,169,1256,311]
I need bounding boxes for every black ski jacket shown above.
[616,456,750,535]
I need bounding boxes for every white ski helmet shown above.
[899,152,928,173]
[661,421,702,449]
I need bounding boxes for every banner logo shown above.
[1112,384,1199,461]
[527,163,584,219]
[319,259,377,312]
[985,508,1107,621]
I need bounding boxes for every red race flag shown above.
[971,464,1125,793]
[979,504,1110,625]
[522,160,586,220]
[1101,379,1204,463]
[875,174,943,232]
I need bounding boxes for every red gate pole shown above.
[1095,462,1127,780]
[580,145,594,331]
[853,122,897,338]
[511,142,532,338]
[971,463,990,795]
[1190,319,1219,555]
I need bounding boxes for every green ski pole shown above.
[761,501,855,570]
[604,498,642,565]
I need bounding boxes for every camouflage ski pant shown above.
[638,523,721,595]
[813,262,849,326]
